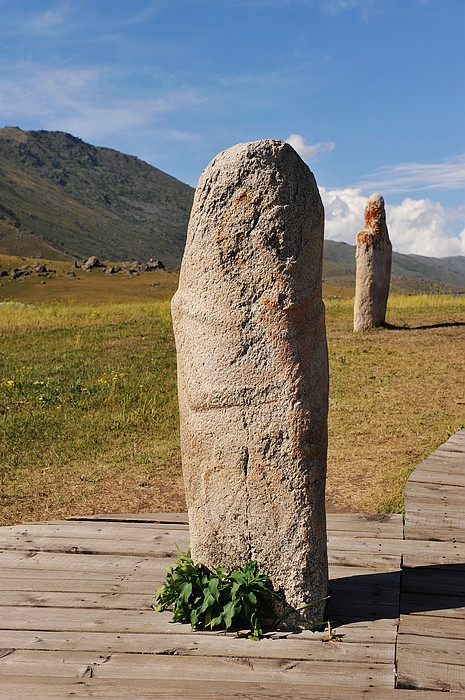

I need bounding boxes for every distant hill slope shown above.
[1,127,464,290]
[0,127,194,267]
[324,240,465,292]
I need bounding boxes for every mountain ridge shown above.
[1,127,464,291]
[0,127,194,267]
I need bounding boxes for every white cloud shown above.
[320,187,465,258]
[286,134,335,160]
[385,198,465,258]
[354,154,465,194]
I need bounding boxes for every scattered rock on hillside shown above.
[148,258,165,270]
[81,256,104,271]
[2,257,165,281]
[9,263,55,279]
[120,259,165,275]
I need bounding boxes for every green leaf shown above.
[199,592,215,614]
[222,600,238,631]
[247,591,257,606]
[229,571,246,585]
[180,581,192,603]
[208,577,220,601]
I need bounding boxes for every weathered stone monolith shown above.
[171,140,329,623]
[353,193,392,332]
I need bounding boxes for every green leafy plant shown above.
[154,549,277,640]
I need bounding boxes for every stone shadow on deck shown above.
[326,563,464,625]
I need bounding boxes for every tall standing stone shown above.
[171,140,329,622]
[353,193,392,332]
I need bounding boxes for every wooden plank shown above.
[397,634,464,667]
[327,565,400,621]
[329,568,400,599]
[0,622,398,652]
[402,542,465,567]
[0,520,190,539]
[404,500,464,517]
[0,606,187,634]
[0,549,401,579]
[0,591,155,610]
[0,650,396,688]
[0,676,447,700]
[400,593,464,618]
[404,523,465,543]
[3,517,404,540]
[327,537,405,556]
[414,456,465,473]
[67,512,189,524]
[328,551,401,569]
[401,565,465,597]
[404,509,465,531]
[397,653,465,692]
[0,550,400,581]
[0,629,394,662]
[435,442,465,453]
[325,514,404,539]
[331,538,462,559]
[68,511,403,535]
[407,470,465,487]
[404,484,464,507]
[398,614,465,640]
[0,550,176,574]
[0,605,398,637]
[329,564,399,579]
[326,602,398,622]
[0,575,165,594]
[0,533,190,557]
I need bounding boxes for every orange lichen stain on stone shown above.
[364,202,382,235]
[357,229,373,247]
[261,297,279,310]
[235,192,251,204]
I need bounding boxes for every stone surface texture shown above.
[353,193,392,332]
[171,139,329,622]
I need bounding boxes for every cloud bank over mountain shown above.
[321,187,465,257]
[287,134,465,257]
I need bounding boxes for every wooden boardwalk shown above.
[0,430,463,698]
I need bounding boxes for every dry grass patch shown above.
[0,298,185,525]
[0,280,464,523]
[325,294,465,512]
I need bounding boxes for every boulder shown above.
[82,256,103,271]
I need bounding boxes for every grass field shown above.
[1,255,464,525]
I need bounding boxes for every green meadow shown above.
[1,256,464,525]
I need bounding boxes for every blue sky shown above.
[1,0,464,256]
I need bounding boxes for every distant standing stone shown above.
[171,139,329,623]
[353,193,392,332]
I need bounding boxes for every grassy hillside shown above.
[0,127,194,267]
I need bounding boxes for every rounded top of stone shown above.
[211,139,299,167]
[367,193,385,206]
